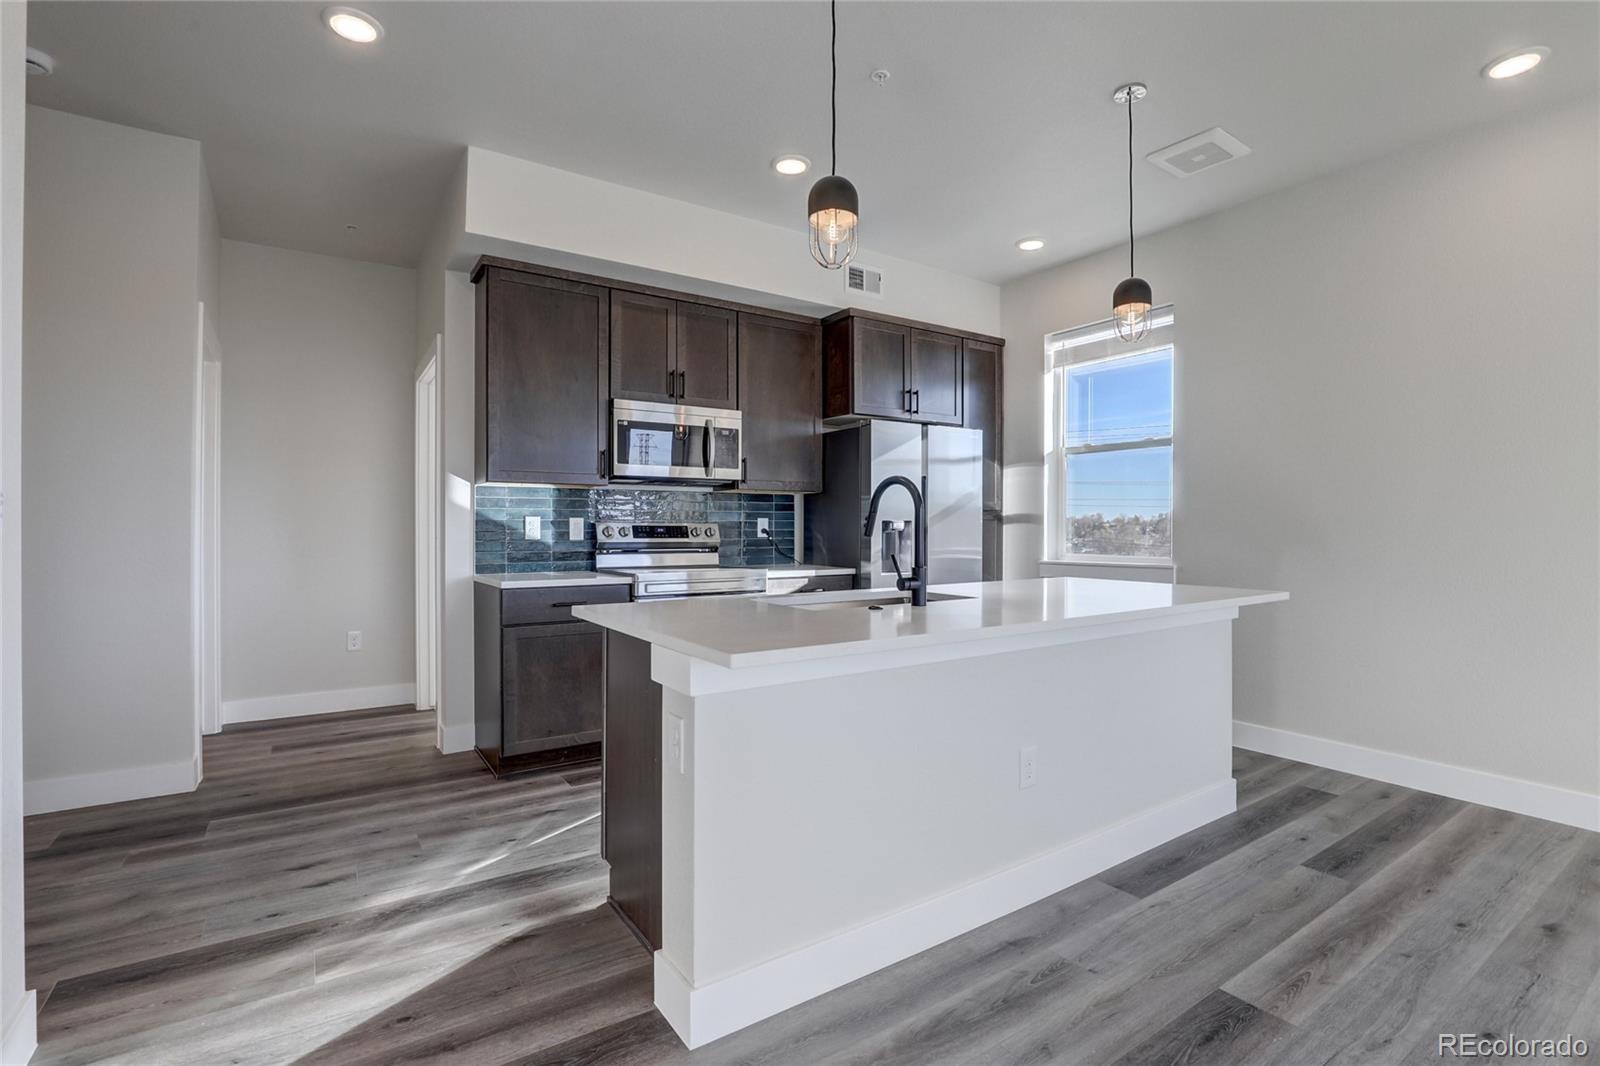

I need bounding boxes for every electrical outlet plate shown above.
[568,517,584,541]
[346,630,363,652]
[1020,744,1037,789]
[757,517,770,537]
[524,515,541,540]
[668,713,686,774]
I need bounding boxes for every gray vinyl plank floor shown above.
[24,707,1599,1065]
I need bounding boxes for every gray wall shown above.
[1000,97,1599,795]
[22,106,211,802]
[0,2,32,1053]
[219,239,417,708]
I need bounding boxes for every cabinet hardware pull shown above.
[679,370,687,396]
[912,389,920,414]
[903,388,912,412]
[599,448,607,475]
[741,457,748,481]
[551,602,583,609]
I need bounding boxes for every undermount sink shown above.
[779,591,972,611]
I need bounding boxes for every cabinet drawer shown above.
[501,584,630,625]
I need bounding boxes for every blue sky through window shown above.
[1065,348,1173,520]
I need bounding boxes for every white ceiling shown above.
[25,2,1599,283]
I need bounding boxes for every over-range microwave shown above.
[610,399,742,484]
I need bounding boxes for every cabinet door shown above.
[610,291,678,403]
[852,318,912,419]
[478,270,608,485]
[962,338,1002,512]
[501,621,605,758]
[909,329,963,425]
[676,303,738,409]
[738,313,822,492]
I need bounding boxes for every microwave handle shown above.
[702,420,712,477]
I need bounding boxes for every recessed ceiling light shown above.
[324,6,383,44]
[1482,46,1548,80]
[1016,238,1045,252]
[773,155,811,176]
[25,47,55,77]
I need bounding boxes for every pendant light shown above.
[1111,82,1152,342]
[808,0,859,269]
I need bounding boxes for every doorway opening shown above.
[415,339,442,741]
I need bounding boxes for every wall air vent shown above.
[1147,127,1252,178]
[846,263,883,298]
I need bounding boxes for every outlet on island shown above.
[1019,744,1037,789]
[346,630,363,652]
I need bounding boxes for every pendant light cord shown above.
[830,0,838,177]
[1126,93,1135,277]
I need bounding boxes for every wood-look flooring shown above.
[24,708,1599,1065]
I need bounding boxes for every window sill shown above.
[1040,558,1175,570]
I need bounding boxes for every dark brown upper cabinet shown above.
[910,329,963,425]
[474,266,610,485]
[609,291,677,404]
[611,292,738,409]
[676,303,738,409]
[824,311,969,426]
[961,337,1003,513]
[738,313,823,492]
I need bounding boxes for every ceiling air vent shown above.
[846,263,883,298]
[1147,127,1252,178]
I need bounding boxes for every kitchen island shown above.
[574,576,1287,1049]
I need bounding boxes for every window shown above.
[1047,310,1174,563]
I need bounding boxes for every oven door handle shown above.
[702,419,712,477]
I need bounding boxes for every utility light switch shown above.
[524,515,541,540]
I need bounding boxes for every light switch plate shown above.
[523,516,541,540]
[567,517,584,541]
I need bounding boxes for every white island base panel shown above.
[650,607,1243,1050]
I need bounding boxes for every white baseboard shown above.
[221,682,416,725]
[1,989,36,1066]
[437,720,474,755]
[654,778,1238,1049]
[1234,720,1600,832]
[24,752,200,816]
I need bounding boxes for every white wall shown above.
[219,240,417,721]
[22,107,210,813]
[0,5,35,1060]
[462,146,1002,336]
[1000,97,1600,801]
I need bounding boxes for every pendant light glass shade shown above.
[808,174,859,270]
[1112,276,1153,342]
[808,0,858,270]
[1112,83,1151,343]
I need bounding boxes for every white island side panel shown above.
[655,616,1236,1044]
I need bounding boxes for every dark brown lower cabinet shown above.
[475,582,629,777]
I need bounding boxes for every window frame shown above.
[1046,310,1176,567]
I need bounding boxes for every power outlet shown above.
[568,517,584,541]
[346,630,363,652]
[667,713,686,775]
[523,515,541,540]
[756,517,770,538]
[1019,744,1037,789]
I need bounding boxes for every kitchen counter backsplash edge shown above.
[475,486,796,574]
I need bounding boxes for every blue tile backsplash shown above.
[475,487,797,574]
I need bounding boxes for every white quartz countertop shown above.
[573,576,1288,668]
[762,564,856,578]
[474,572,634,590]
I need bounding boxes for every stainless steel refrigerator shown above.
[806,421,984,589]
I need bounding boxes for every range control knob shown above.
[689,527,701,537]
[704,524,719,538]
[600,526,614,538]
[617,526,631,538]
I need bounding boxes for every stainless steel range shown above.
[595,523,767,601]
